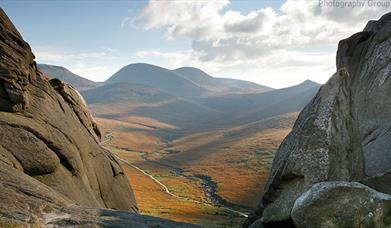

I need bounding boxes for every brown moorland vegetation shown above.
[117,151,247,227]
[99,112,298,226]
[154,113,298,207]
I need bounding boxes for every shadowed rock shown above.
[291,182,391,228]
[0,8,199,227]
[0,6,137,213]
[245,12,391,228]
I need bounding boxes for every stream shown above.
[102,133,249,218]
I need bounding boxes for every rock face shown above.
[0,9,198,227]
[291,182,391,228]
[245,13,391,228]
[0,6,136,216]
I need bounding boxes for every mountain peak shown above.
[173,66,213,80]
[290,79,321,89]
[106,62,207,97]
[123,62,170,71]
[174,66,210,74]
[301,79,319,86]
[173,66,273,94]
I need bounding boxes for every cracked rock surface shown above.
[0,8,199,227]
[245,12,391,228]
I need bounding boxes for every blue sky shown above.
[1,0,388,88]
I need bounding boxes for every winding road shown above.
[102,133,249,218]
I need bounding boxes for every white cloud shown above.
[134,0,229,39]
[32,47,123,82]
[34,49,117,62]
[70,62,122,82]
[224,8,275,34]
[135,0,388,49]
[131,0,389,87]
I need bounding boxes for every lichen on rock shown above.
[0,7,202,227]
[245,12,391,228]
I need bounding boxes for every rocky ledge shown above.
[245,12,391,228]
[0,8,198,227]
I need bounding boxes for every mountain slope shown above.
[196,80,321,127]
[82,82,174,105]
[82,82,225,136]
[173,67,273,94]
[38,64,98,91]
[85,79,319,137]
[160,112,298,207]
[106,63,208,97]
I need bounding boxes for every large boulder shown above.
[0,7,137,213]
[0,8,199,227]
[291,182,391,228]
[245,12,391,227]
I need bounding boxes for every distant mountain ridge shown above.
[38,64,99,91]
[82,79,320,137]
[40,62,274,97]
[195,79,321,128]
[173,67,273,94]
[39,62,321,137]
[105,63,207,97]
[105,63,273,97]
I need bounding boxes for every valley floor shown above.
[97,113,296,227]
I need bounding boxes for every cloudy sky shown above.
[1,0,389,88]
